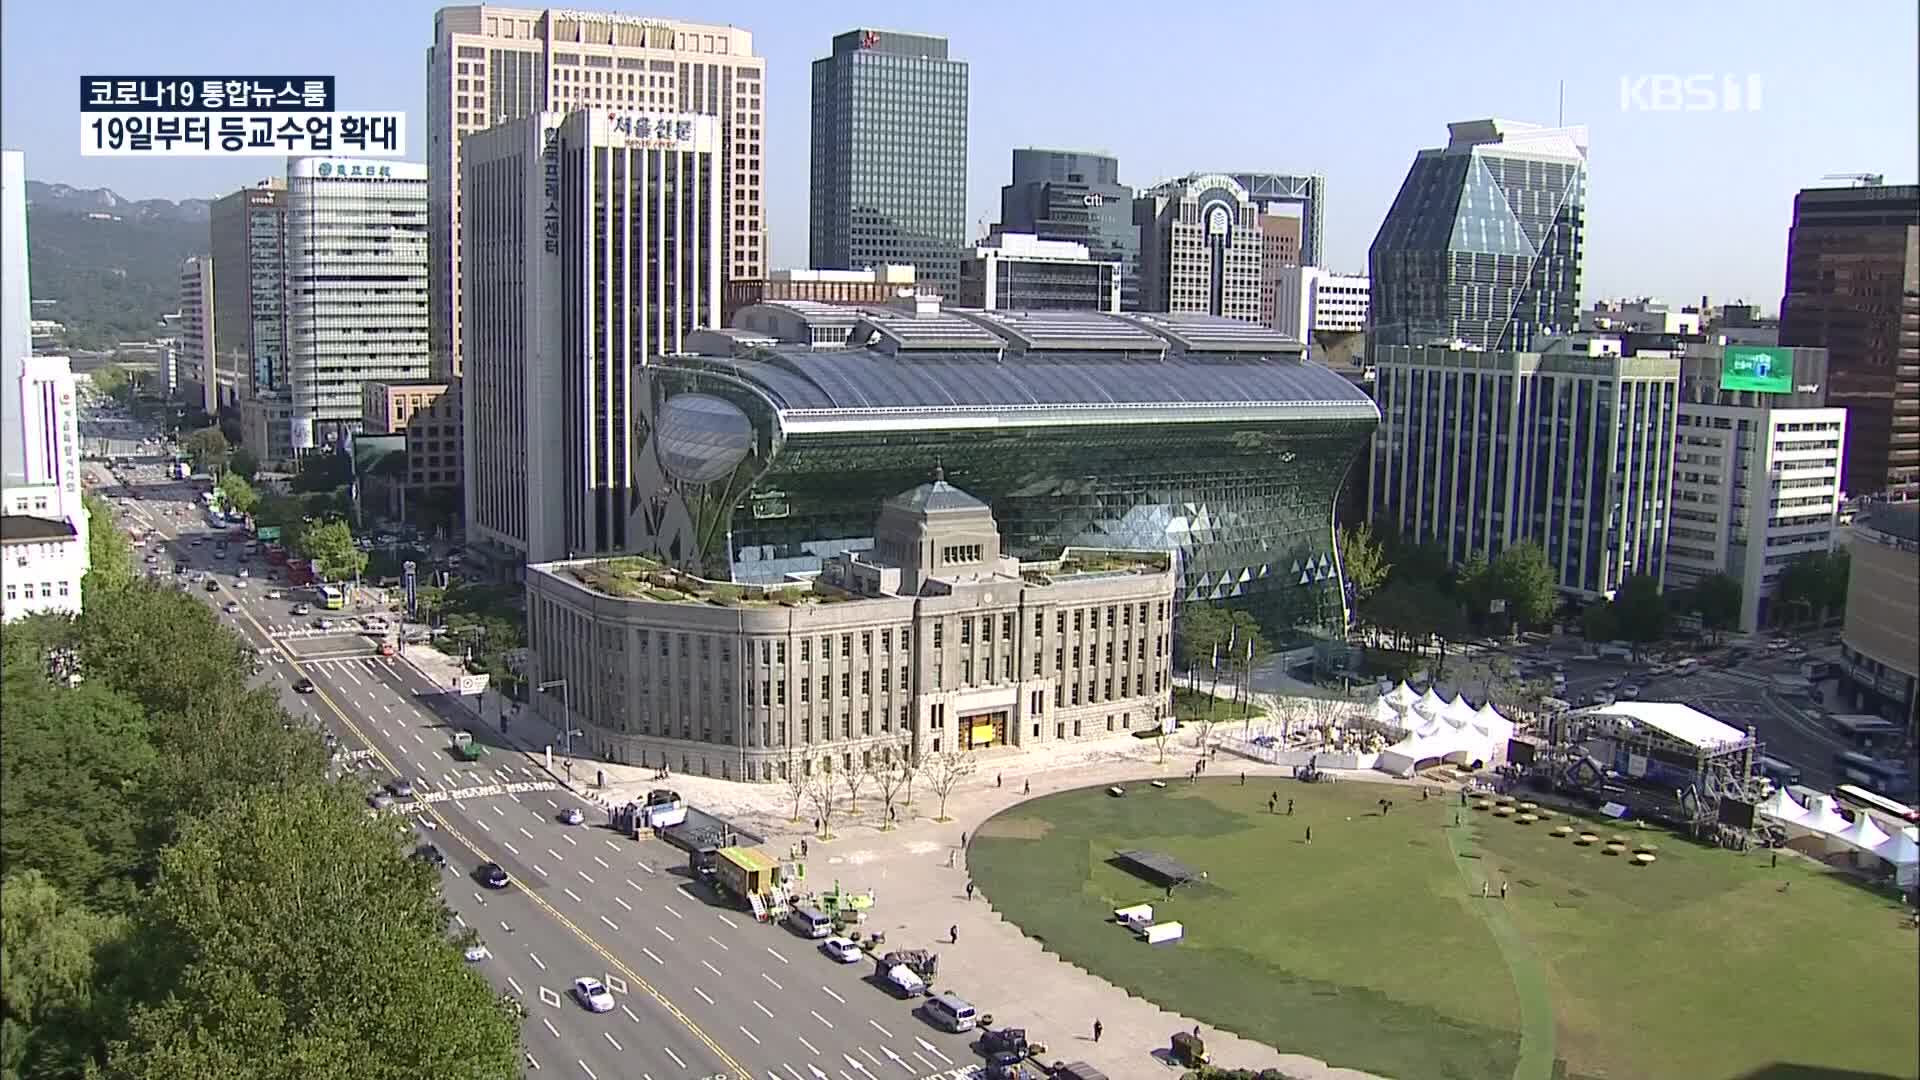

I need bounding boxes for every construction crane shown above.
[1821,173,1884,187]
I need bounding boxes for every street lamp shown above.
[536,678,584,778]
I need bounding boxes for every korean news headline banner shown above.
[79,76,403,157]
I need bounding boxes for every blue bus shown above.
[1832,752,1914,799]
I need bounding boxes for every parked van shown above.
[923,992,979,1033]
[786,906,832,939]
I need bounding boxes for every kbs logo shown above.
[1619,74,1763,113]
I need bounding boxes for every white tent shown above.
[1473,701,1516,748]
[1443,694,1479,728]
[1374,727,1495,778]
[1835,811,1891,857]
[1797,795,1852,836]
[1383,682,1419,710]
[1756,787,1809,824]
[1415,687,1447,717]
[1371,698,1410,732]
[1875,827,1920,868]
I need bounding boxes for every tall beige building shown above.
[1132,173,1262,323]
[427,5,766,378]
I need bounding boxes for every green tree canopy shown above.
[1383,531,1454,593]
[0,870,131,1080]
[1175,604,1268,672]
[1491,542,1557,629]
[1336,524,1391,602]
[291,451,353,494]
[1581,600,1616,643]
[1457,552,1495,619]
[90,364,132,403]
[102,784,522,1080]
[291,520,366,583]
[227,448,261,483]
[1775,550,1850,626]
[83,493,136,595]
[180,427,229,475]
[1609,574,1669,653]
[1691,572,1743,639]
[216,473,260,516]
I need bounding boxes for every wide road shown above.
[91,462,985,1080]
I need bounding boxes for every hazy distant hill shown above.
[26,180,211,350]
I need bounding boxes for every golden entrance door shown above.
[961,710,1008,749]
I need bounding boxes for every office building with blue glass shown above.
[810,28,969,292]
[998,149,1141,310]
[638,301,1378,635]
[1369,119,1587,353]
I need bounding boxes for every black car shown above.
[412,844,447,870]
[204,580,220,592]
[293,677,316,694]
[477,862,511,889]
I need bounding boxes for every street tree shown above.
[781,747,808,823]
[1776,550,1850,626]
[1336,523,1391,602]
[90,364,132,402]
[1457,552,1496,622]
[101,782,522,1080]
[82,492,136,594]
[1691,572,1743,642]
[1581,600,1616,643]
[295,520,367,582]
[839,752,871,816]
[227,447,261,482]
[1610,574,1669,657]
[179,426,229,474]
[902,745,925,810]
[921,750,976,822]
[1382,530,1453,592]
[1492,542,1557,630]
[872,739,913,829]
[217,472,260,515]
[0,871,130,1080]
[805,759,840,838]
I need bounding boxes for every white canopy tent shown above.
[1443,694,1478,728]
[1875,828,1920,887]
[1371,698,1410,732]
[1797,795,1853,837]
[1472,701,1516,748]
[1383,682,1419,710]
[1375,726,1495,778]
[1834,812,1891,858]
[1756,786,1809,824]
[1415,687,1447,717]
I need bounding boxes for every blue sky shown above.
[4,0,1915,308]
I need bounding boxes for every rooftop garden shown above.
[1022,547,1171,585]
[562,556,856,607]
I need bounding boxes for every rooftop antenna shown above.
[1557,80,1564,127]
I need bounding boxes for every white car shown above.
[266,590,282,600]
[1600,677,1621,691]
[562,807,585,826]
[819,936,862,963]
[572,977,615,1013]
[1620,684,1641,699]
[463,944,490,963]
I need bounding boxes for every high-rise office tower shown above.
[810,28,968,292]
[462,109,722,570]
[1133,173,1263,323]
[286,158,430,452]
[997,149,1140,310]
[210,179,290,398]
[1369,119,1587,353]
[1370,336,1678,598]
[176,256,218,417]
[427,7,765,380]
[1778,181,1920,498]
[2,150,31,486]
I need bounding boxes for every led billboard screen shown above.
[1721,346,1794,393]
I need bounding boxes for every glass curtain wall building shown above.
[635,304,1378,636]
[809,28,968,292]
[1369,338,1678,597]
[210,180,289,400]
[285,159,430,452]
[1369,119,1587,353]
[998,149,1141,310]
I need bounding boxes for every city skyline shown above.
[2,0,1913,308]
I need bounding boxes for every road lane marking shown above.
[766,946,789,964]
[642,947,663,965]
[615,895,632,911]
[492,805,506,817]
[563,888,583,904]
[622,1005,641,1023]
[529,953,547,971]
[663,1047,686,1069]
[543,1018,560,1038]
[563,834,577,846]
[636,859,655,873]
[504,842,520,856]
[548,848,564,862]
[600,915,619,931]
[627,878,645,891]
[867,1019,893,1038]
[521,827,535,839]
[717,913,738,929]
[761,972,783,990]
[694,986,715,1005]
[477,819,491,832]
[507,976,524,995]
[796,1035,819,1056]
[603,1032,622,1052]
[739,1026,761,1046]
[822,986,845,1004]
[655,926,676,942]
[910,1052,935,1071]
[663,903,683,919]
[916,1038,952,1065]
[753,1000,773,1018]
[594,855,610,869]
[707,935,728,950]
[702,959,722,978]
[577,1060,597,1079]
[809,1010,833,1029]
[604,839,621,851]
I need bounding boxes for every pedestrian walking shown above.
[800,839,809,858]
[1500,880,1509,900]
[813,818,821,835]
[1093,1020,1103,1043]
[966,880,975,900]
[1287,798,1295,816]
[1240,772,1246,786]
[1481,881,1489,899]
[1268,796,1276,814]
[950,925,959,943]
[996,773,1003,788]
[961,831,968,847]
[1771,852,1778,869]
[1461,790,1469,807]
[1023,778,1031,794]
[1304,826,1312,845]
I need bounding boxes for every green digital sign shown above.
[1721,346,1794,393]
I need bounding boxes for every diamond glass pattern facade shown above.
[1369,120,1587,353]
[628,307,1377,635]
[810,28,968,291]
